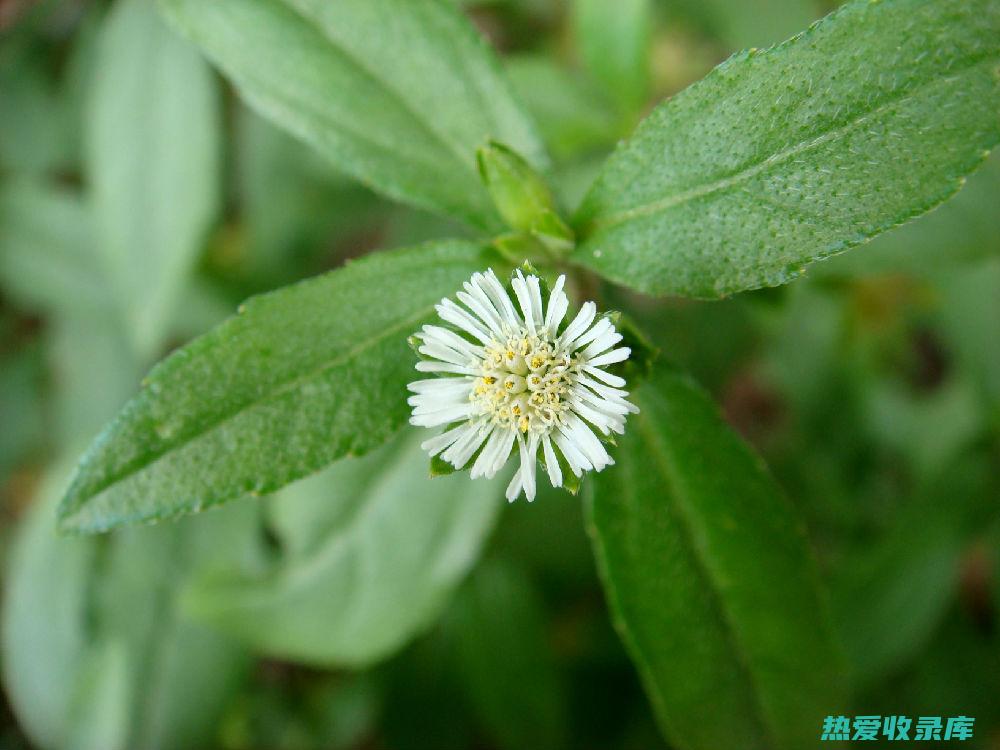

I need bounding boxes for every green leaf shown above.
[58,240,500,533]
[182,429,503,667]
[1,469,98,750]
[817,148,1000,277]
[2,465,259,750]
[0,36,73,175]
[573,0,651,116]
[505,55,621,161]
[585,367,846,750]
[0,179,108,318]
[447,559,566,750]
[573,0,1000,298]
[677,0,821,50]
[158,0,546,231]
[477,141,568,235]
[236,105,383,287]
[88,0,221,357]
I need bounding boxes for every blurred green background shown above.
[1,0,999,748]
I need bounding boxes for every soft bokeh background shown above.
[1,0,998,748]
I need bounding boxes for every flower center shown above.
[471,328,573,434]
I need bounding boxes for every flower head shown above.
[408,268,638,501]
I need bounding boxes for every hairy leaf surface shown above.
[574,0,1000,297]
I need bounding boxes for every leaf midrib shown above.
[67,302,436,510]
[633,396,778,747]
[278,0,479,180]
[583,53,998,234]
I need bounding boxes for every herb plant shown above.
[1,0,998,748]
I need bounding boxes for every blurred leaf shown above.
[64,642,130,750]
[46,316,142,453]
[158,0,546,231]
[586,368,846,750]
[671,0,821,50]
[236,107,382,287]
[380,628,474,750]
[0,36,71,174]
[0,345,45,481]
[87,0,221,357]
[862,375,984,483]
[573,0,651,116]
[58,240,500,533]
[218,673,378,750]
[506,56,620,162]
[861,602,1000,735]
[1,469,98,750]
[830,454,995,690]
[92,506,261,750]
[573,0,1000,298]
[448,559,566,750]
[0,179,108,317]
[939,256,1000,415]
[1,466,262,750]
[183,429,502,666]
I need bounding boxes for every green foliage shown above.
[573,0,1000,297]
[2,465,262,750]
[182,430,503,667]
[158,0,546,231]
[447,560,566,750]
[87,0,221,358]
[830,454,996,689]
[573,0,651,117]
[586,368,846,750]
[2,0,1000,748]
[57,241,501,532]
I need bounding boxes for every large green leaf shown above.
[158,0,546,231]
[58,240,499,533]
[573,0,1000,298]
[818,149,1000,277]
[182,429,503,667]
[586,368,846,750]
[87,0,220,357]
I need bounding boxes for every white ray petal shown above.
[558,302,596,347]
[586,347,631,367]
[544,275,568,333]
[542,434,562,489]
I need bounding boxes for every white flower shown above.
[408,268,638,502]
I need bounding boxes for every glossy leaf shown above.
[58,240,499,533]
[87,0,220,357]
[182,430,503,667]
[158,0,546,230]
[573,0,1000,298]
[586,368,846,750]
